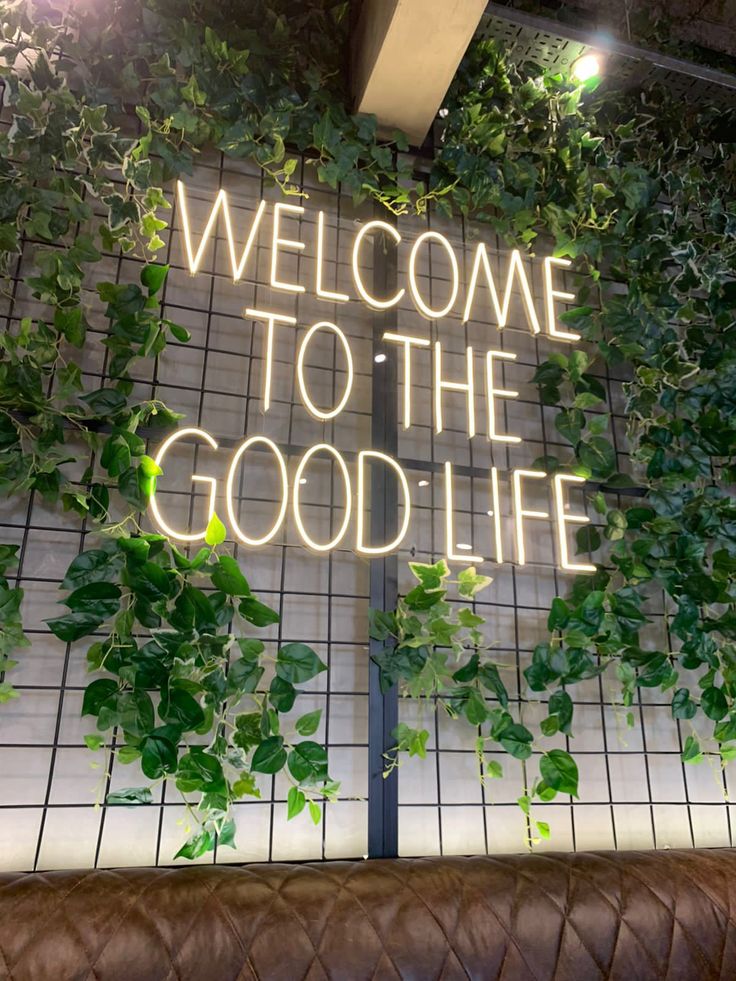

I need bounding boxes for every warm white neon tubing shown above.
[356,451,411,555]
[512,469,548,566]
[553,473,596,572]
[408,230,459,319]
[271,201,305,293]
[434,342,476,438]
[463,244,541,334]
[444,461,483,563]
[316,211,349,303]
[149,427,219,542]
[382,332,430,428]
[352,221,404,309]
[176,180,266,281]
[293,444,352,552]
[225,436,288,547]
[485,350,521,443]
[296,321,354,420]
[489,466,504,564]
[543,257,580,341]
[245,308,297,412]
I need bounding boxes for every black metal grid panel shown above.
[0,149,379,869]
[0,128,732,868]
[386,205,733,857]
[477,9,736,107]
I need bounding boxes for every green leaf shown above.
[540,749,579,797]
[205,512,227,546]
[295,709,322,736]
[174,829,216,860]
[682,734,703,764]
[65,582,121,617]
[288,741,329,784]
[175,749,225,794]
[251,736,287,774]
[139,455,163,478]
[239,596,280,627]
[702,686,728,722]
[287,785,306,819]
[83,733,105,751]
[211,555,251,596]
[82,678,118,717]
[141,731,178,779]
[478,663,508,707]
[457,567,493,598]
[160,689,205,730]
[140,263,169,295]
[548,690,573,734]
[672,688,697,720]
[269,677,297,712]
[107,787,153,805]
[577,437,616,477]
[498,723,533,759]
[276,643,327,684]
[47,610,105,642]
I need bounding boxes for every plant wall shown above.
[0,0,734,855]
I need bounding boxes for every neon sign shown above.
[151,182,597,573]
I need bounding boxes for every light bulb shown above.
[572,53,601,83]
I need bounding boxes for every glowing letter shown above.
[444,462,483,563]
[408,230,459,319]
[463,244,541,335]
[225,436,288,547]
[485,350,521,443]
[383,331,431,428]
[352,221,404,309]
[488,466,504,564]
[150,427,218,542]
[297,321,354,420]
[356,451,411,555]
[512,469,549,566]
[177,180,266,281]
[543,256,579,341]
[271,202,305,293]
[434,342,475,438]
[245,308,297,411]
[553,473,595,572]
[316,211,349,303]
[293,444,352,552]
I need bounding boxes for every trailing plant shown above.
[59,517,337,859]
[371,560,580,843]
[377,46,736,817]
[0,0,734,855]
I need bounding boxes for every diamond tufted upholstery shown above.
[1,849,736,979]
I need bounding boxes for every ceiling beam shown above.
[351,0,487,146]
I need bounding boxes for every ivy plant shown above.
[372,560,581,842]
[56,517,337,859]
[0,0,735,856]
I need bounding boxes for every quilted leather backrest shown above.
[1,849,736,980]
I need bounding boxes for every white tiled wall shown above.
[0,150,727,872]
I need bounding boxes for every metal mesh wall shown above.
[0,145,731,872]
[0,153,374,869]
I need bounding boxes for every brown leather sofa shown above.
[1,849,734,979]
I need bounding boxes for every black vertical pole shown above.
[367,209,399,858]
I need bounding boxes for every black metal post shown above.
[367,209,399,858]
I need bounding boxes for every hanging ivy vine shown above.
[0,0,734,855]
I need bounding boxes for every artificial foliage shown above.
[0,0,734,854]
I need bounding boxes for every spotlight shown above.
[572,52,602,83]
[418,479,429,487]
[374,353,387,364]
